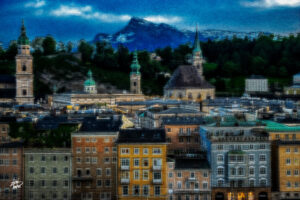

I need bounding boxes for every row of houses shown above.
[0,115,300,200]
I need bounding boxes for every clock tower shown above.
[15,20,34,104]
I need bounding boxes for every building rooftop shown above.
[117,129,166,143]
[247,75,266,79]
[0,75,15,84]
[158,107,200,115]
[79,116,121,132]
[0,141,23,148]
[263,120,300,132]
[162,116,205,125]
[174,158,210,170]
[164,65,214,89]
[24,148,71,153]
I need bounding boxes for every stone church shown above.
[164,27,215,101]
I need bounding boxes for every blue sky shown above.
[0,0,299,45]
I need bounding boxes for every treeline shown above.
[0,34,299,97]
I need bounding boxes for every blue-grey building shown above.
[200,122,271,200]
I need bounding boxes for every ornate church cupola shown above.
[84,69,97,94]
[192,25,205,78]
[130,50,142,94]
[15,20,34,104]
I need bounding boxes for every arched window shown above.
[178,93,183,99]
[217,167,224,175]
[22,90,27,96]
[230,168,236,175]
[22,65,26,71]
[188,93,193,99]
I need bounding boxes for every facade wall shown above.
[284,87,300,95]
[130,74,141,94]
[24,149,71,200]
[117,144,167,200]
[167,161,211,200]
[269,131,300,141]
[245,79,268,93]
[71,133,118,200]
[164,125,201,155]
[165,88,215,101]
[0,145,23,200]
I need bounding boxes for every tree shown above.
[78,40,94,63]
[42,35,56,55]
[31,37,44,52]
[66,41,73,53]
[5,41,18,60]
[58,41,65,52]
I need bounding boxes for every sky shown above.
[0,0,299,45]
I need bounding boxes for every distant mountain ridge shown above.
[92,17,271,51]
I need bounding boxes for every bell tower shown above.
[15,20,34,104]
[130,50,142,94]
[192,26,205,79]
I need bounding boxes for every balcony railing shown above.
[174,188,210,194]
[121,178,130,184]
[153,165,162,170]
[121,165,130,170]
[153,179,162,184]
[188,177,197,182]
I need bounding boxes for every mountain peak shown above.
[128,17,153,27]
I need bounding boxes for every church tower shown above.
[84,69,97,94]
[15,20,34,104]
[192,26,205,79]
[130,50,142,94]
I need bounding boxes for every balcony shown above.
[121,178,130,184]
[174,188,208,194]
[153,179,162,184]
[153,165,162,170]
[121,165,130,170]
[188,177,197,182]
[72,176,93,181]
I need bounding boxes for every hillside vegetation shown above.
[0,34,299,98]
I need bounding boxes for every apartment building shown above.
[116,129,167,200]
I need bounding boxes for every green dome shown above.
[130,50,141,75]
[18,20,30,45]
[84,70,96,86]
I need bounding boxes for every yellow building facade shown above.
[117,144,167,200]
[116,129,168,200]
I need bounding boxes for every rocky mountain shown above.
[92,17,270,51]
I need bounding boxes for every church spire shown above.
[130,50,141,75]
[193,25,202,54]
[18,19,30,45]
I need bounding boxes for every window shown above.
[76,157,81,163]
[295,169,299,176]
[122,186,128,195]
[286,158,291,165]
[286,148,290,153]
[217,145,223,150]
[40,167,45,173]
[169,172,173,178]
[143,170,149,180]
[40,180,45,187]
[121,148,130,155]
[85,147,90,153]
[153,148,162,154]
[143,158,149,167]
[104,157,110,164]
[134,148,139,155]
[112,147,117,153]
[92,147,97,153]
[53,167,57,173]
[121,158,130,167]
[259,167,266,175]
[86,169,90,176]
[295,148,299,153]
[177,172,182,177]
[41,155,46,161]
[179,137,184,143]
[133,185,140,196]
[249,144,254,149]
[203,182,208,189]
[217,179,224,187]
[52,156,57,161]
[295,182,299,187]
[154,186,161,196]
[143,185,149,196]
[106,168,111,176]
[195,182,199,189]
[64,167,68,174]
[134,170,139,180]
[259,154,266,162]
[76,138,81,142]
[76,147,81,153]
[230,168,236,175]
[64,180,68,187]
[249,179,255,187]
[249,167,255,175]
[134,158,139,167]
[286,170,291,176]
[259,144,266,149]
[97,168,102,176]
[105,180,111,187]
[287,181,291,187]
[97,180,102,187]
[238,167,244,175]
[29,180,34,186]
[22,90,27,96]
[217,167,224,175]
[104,147,109,153]
[143,148,148,155]
[92,157,98,164]
[260,179,266,186]
[153,172,161,180]
[30,167,34,174]
[153,158,162,167]
[169,183,173,189]
[91,138,97,142]
[217,155,224,162]
[177,181,182,189]
[22,65,27,71]
[190,172,195,178]
[52,180,57,187]
[29,155,34,161]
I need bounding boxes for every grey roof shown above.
[164,65,214,89]
[175,158,210,170]
[162,116,205,125]
[117,129,166,143]
[80,116,121,132]
[158,107,200,115]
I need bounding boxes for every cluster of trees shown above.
[0,33,299,97]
